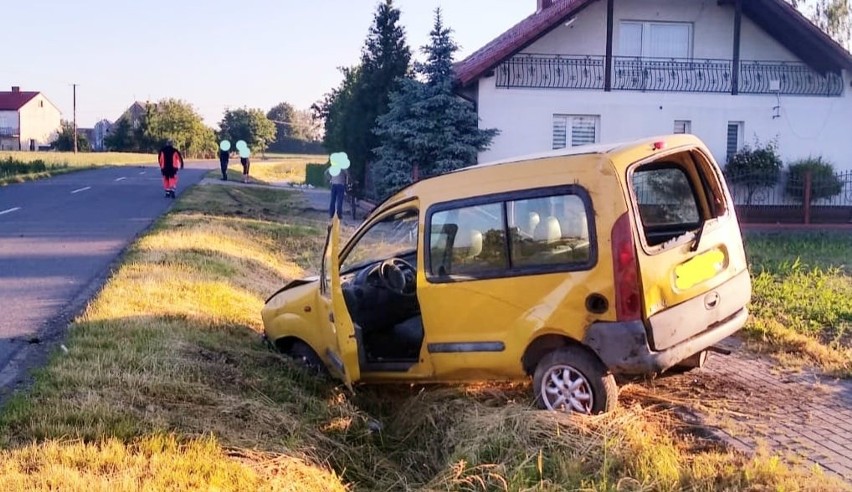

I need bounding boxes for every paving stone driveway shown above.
[640,337,852,481]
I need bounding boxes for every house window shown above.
[553,115,600,149]
[619,21,692,58]
[674,120,691,134]
[39,101,44,108]
[726,121,744,162]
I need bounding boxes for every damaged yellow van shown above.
[261,134,751,414]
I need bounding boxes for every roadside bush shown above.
[0,157,52,178]
[725,139,783,205]
[304,163,329,188]
[785,156,843,204]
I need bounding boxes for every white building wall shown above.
[476,0,850,170]
[18,94,61,150]
[0,110,19,150]
[477,70,852,171]
[521,0,798,61]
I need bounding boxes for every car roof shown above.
[370,134,706,217]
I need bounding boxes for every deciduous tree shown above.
[218,108,276,152]
[53,121,90,152]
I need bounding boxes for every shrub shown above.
[725,139,783,205]
[305,162,330,188]
[785,157,843,204]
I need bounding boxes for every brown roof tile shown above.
[0,91,39,111]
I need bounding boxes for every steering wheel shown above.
[378,258,416,296]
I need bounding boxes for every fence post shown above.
[803,170,812,224]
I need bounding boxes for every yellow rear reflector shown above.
[674,248,726,291]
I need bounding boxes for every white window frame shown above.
[552,114,600,150]
[726,121,744,162]
[619,21,693,59]
[674,120,691,134]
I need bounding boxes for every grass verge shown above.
[0,152,154,186]
[743,231,852,376]
[0,186,843,490]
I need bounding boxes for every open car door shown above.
[326,216,361,388]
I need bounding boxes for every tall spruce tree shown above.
[372,8,499,199]
[314,0,411,196]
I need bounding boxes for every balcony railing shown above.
[0,127,19,138]
[613,57,733,93]
[496,54,605,90]
[739,60,844,96]
[495,54,844,96]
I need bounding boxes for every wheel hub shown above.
[541,364,594,414]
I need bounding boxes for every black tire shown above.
[288,341,328,376]
[532,346,618,414]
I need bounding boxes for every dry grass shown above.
[244,154,327,185]
[0,185,844,491]
[0,151,155,186]
[0,151,154,166]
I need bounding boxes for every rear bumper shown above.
[583,306,749,375]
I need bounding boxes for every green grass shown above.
[0,185,842,491]
[743,231,852,376]
[0,152,154,186]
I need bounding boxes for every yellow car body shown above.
[261,134,751,413]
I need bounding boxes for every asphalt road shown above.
[0,162,212,396]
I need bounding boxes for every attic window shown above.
[39,101,44,108]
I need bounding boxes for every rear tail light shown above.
[611,212,641,321]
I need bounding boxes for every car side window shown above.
[508,194,591,267]
[429,203,507,276]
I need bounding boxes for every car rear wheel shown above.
[533,346,618,414]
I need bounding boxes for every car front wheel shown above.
[533,346,618,414]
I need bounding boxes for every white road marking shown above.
[139,171,147,175]
[71,187,91,194]
[115,177,127,182]
[0,207,21,216]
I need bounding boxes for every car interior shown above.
[631,152,721,247]
[338,211,424,371]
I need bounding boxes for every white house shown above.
[0,86,62,151]
[455,0,852,171]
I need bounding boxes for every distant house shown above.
[455,0,852,171]
[117,101,149,129]
[0,86,61,151]
[92,119,113,151]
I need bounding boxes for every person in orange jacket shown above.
[158,140,184,198]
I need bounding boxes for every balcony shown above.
[495,54,844,96]
[0,127,20,138]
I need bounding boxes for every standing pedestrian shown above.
[326,166,348,218]
[240,154,251,183]
[219,147,230,180]
[158,140,184,198]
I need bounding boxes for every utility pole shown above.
[72,83,78,154]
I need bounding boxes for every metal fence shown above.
[723,169,852,224]
[495,54,844,97]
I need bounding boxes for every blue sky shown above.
[1,0,532,127]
